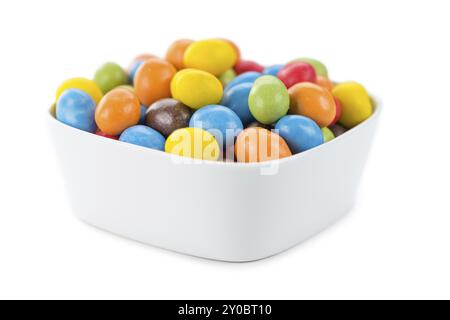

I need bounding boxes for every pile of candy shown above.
[53,38,373,162]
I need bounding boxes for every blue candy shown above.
[221,82,255,126]
[56,89,96,133]
[275,115,323,153]
[119,125,165,150]
[263,64,284,76]
[225,71,261,91]
[189,105,243,148]
[129,60,144,83]
[139,105,147,124]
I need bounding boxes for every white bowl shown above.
[48,103,381,262]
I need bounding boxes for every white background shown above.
[1,0,449,300]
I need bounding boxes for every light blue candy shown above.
[129,60,144,83]
[275,115,323,153]
[263,64,284,76]
[221,82,255,126]
[119,125,165,150]
[56,89,96,133]
[225,71,262,91]
[189,105,243,148]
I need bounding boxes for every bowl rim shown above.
[48,98,381,168]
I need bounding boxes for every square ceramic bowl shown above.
[48,103,380,262]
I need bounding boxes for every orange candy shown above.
[288,82,336,127]
[165,39,194,70]
[316,75,334,92]
[235,127,292,163]
[95,88,141,136]
[127,53,158,73]
[220,38,241,62]
[134,59,177,106]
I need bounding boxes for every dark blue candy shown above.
[189,104,243,148]
[56,89,96,133]
[275,115,323,153]
[119,125,165,150]
[221,82,255,126]
[139,105,147,124]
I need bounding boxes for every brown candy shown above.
[246,121,273,130]
[145,98,192,137]
[329,123,347,137]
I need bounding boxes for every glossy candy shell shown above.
[171,69,223,109]
[288,82,336,127]
[248,76,289,125]
[134,59,177,107]
[183,39,237,76]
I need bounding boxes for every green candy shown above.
[248,75,289,125]
[94,62,128,93]
[291,57,328,78]
[321,127,335,142]
[219,69,236,86]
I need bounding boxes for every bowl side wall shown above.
[48,105,380,262]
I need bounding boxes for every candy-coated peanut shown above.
[171,69,223,109]
[235,127,292,163]
[95,88,141,135]
[330,97,342,125]
[165,39,194,70]
[263,64,284,76]
[277,62,317,88]
[288,82,336,127]
[119,125,166,150]
[56,78,103,105]
[127,53,158,74]
[329,123,346,137]
[219,39,241,61]
[165,127,220,161]
[316,75,333,92]
[145,98,191,137]
[183,39,237,76]
[332,82,373,128]
[219,69,236,87]
[56,89,96,133]
[275,115,323,153]
[189,104,243,148]
[225,71,261,91]
[221,82,255,125]
[94,62,128,93]
[321,127,335,142]
[134,59,176,106]
[248,75,289,125]
[128,60,144,83]
[234,59,264,75]
[290,57,328,78]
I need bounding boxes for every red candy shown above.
[330,97,342,126]
[95,130,118,140]
[277,62,317,88]
[234,59,264,75]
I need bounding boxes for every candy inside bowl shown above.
[48,38,380,261]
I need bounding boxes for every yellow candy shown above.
[171,69,223,109]
[56,77,103,105]
[165,128,220,161]
[332,82,373,128]
[183,39,237,76]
